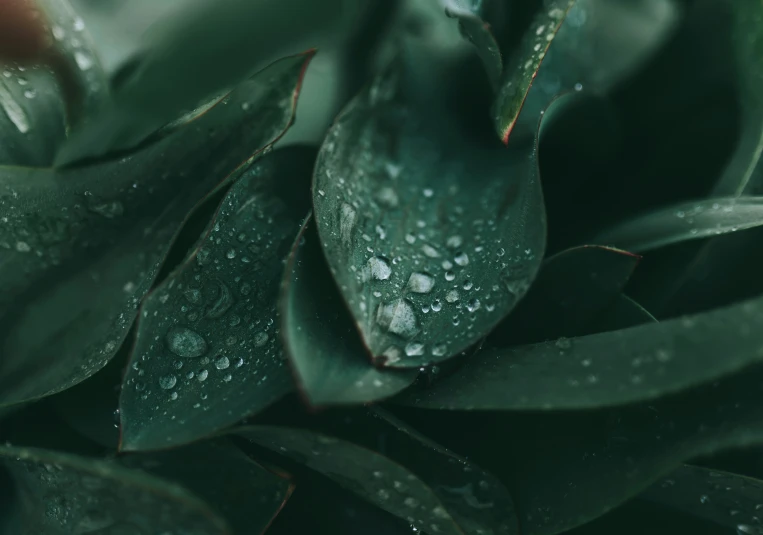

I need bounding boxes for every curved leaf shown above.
[281,218,417,407]
[596,197,763,252]
[0,51,313,408]
[489,245,640,346]
[642,465,763,533]
[119,147,315,451]
[402,364,763,535]
[0,445,229,534]
[237,408,517,535]
[55,0,363,165]
[590,294,657,333]
[399,293,763,410]
[313,58,548,368]
[492,0,574,143]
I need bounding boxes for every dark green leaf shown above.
[0,52,313,408]
[399,293,763,410]
[237,408,518,535]
[119,147,314,451]
[643,465,763,533]
[492,0,574,143]
[489,245,640,346]
[313,58,548,368]
[54,0,361,165]
[0,445,229,534]
[589,294,657,333]
[400,364,763,535]
[119,439,293,535]
[595,197,763,252]
[281,218,417,407]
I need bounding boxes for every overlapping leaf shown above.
[642,465,763,533]
[119,147,314,451]
[281,218,418,406]
[0,52,313,408]
[238,408,517,535]
[488,245,640,346]
[312,50,548,368]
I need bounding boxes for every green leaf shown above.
[0,445,229,534]
[595,197,763,253]
[54,0,361,165]
[399,292,763,410]
[492,0,574,143]
[313,57,548,368]
[0,66,66,167]
[119,440,293,535]
[642,465,763,533]
[589,294,657,333]
[281,218,417,407]
[441,0,503,89]
[489,245,640,346]
[401,365,763,535]
[237,408,518,535]
[0,52,313,408]
[119,147,314,451]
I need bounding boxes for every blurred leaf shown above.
[119,439,293,534]
[118,151,311,445]
[0,445,229,534]
[596,197,763,252]
[313,53,549,368]
[281,218,417,407]
[489,245,640,346]
[399,364,763,535]
[643,465,763,533]
[237,408,518,535]
[119,147,314,451]
[492,0,574,143]
[0,52,313,408]
[398,292,763,410]
[54,0,362,165]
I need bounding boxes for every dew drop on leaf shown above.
[165,326,208,358]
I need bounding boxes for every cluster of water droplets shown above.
[316,97,539,364]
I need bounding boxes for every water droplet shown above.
[466,299,480,312]
[184,289,202,304]
[15,241,30,253]
[422,244,441,258]
[197,247,212,266]
[446,235,463,249]
[700,495,710,504]
[405,233,417,244]
[431,300,443,312]
[432,343,447,357]
[738,525,763,535]
[0,85,30,133]
[407,272,435,293]
[404,497,419,507]
[377,299,418,338]
[165,327,208,358]
[254,331,269,347]
[197,369,209,382]
[555,337,571,350]
[74,51,93,70]
[23,89,36,99]
[376,187,399,207]
[340,203,357,244]
[377,488,390,500]
[215,356,230,370]
[52,25,65,40]
[159,374,177,389]
[205,279,234,318]
[73,17,85,31]
[405,342,425,356]
[454,252,469,266]
[367,256,392,280]
[446,290,459,303]
[463,280,473,290]
[226,248,236,259]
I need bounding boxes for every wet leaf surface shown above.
[399,293,763,410]
[281,218,418,407]
[119,147,315,451]
[0,52,312,408]
[595,197,763,252]
[489,245,640,346]
[237,407,517,535]
[643,465,763,534]
[313,56,548,368]
[0,445,229,534]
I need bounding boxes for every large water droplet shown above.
[215,356,230,370]
[340,203,357,244]
[446,290,460,303]
[454,252,469,266]
[407,272,435,293]
[165,326,208,358]
[159,374,177,389]
[254,331,269,347]
[367,256,392,281]
[377,299,418,338]
[405,342,425,356]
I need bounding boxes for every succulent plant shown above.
[2,0,763,533]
